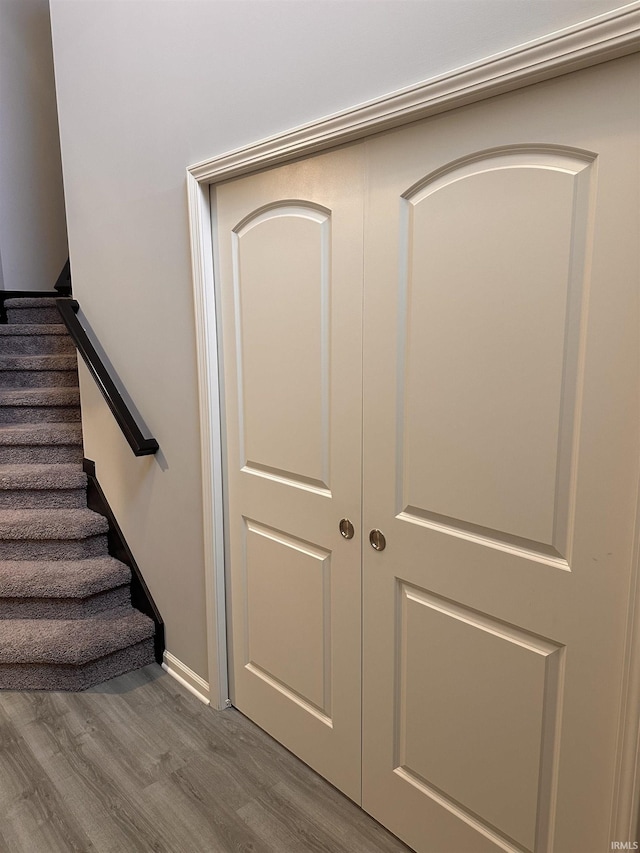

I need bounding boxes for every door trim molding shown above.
[187,173,229,710]
[187,1,640,828]
[188,2,640,185]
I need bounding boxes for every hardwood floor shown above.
[0,664,411,852]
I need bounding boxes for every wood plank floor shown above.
[0,663,412,853]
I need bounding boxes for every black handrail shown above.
[56,298,159,457]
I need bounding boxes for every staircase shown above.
[0,298,156,690]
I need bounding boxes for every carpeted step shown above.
[0,607,154,664]
[0,463,87,508]
[0,556,130,598]
[0,607,156,690]
[0,638,155,691]
[0,324,75,356]
[0,585,131,619]
[0,354,77,371]
[0,507,108,540]
[5,298,62,326]
[0,354,78,389]
[0,534,107,561]
[0,423,83,463]
[0,508,108,560]
[0,386,80,424]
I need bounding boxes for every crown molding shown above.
[188,2,640,184]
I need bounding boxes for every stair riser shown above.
[6,307,62,325]
[0,638,155,691]
[0,446,83,464]
[0,490,87,509]
[0,337,75,356]
[0,406,81,424]
[0,585,130,619]
[0,534,107,560]
[0,371,78,389]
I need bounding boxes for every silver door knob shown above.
[369,529,386,551]
[339,518,355,540]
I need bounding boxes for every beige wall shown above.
[0,0,67,290]
[48,0,627,682]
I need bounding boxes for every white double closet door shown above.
[214,57,640,853]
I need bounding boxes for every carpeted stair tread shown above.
[0,584,131,620]
[0,326,75,357]
[0,583,131,621]
[0,535,107,561]
[4,298,58,309]
[0,423,82,446]
[0,508,108,540]
[0,463,86,490]
[0,607,154,664]
[0,387,79,407]
[6,303,62,325]
[0,324,69,337]
[0,355,77,371]
[0,424,83,463]
[0,639,155,691]
[0,556,131,598]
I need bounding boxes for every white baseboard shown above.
[162,651,211,705]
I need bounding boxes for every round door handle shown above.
[339,518,355,540]
[369,529,386,551]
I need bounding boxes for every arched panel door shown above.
[214,146,365,802]
[362,59,640,853]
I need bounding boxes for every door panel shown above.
[398,151,591,553]
[244,519,332,720]
[235,205,331,491]
[396,583,561,852]
[362,57,640,853]
[215,147,365,801]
